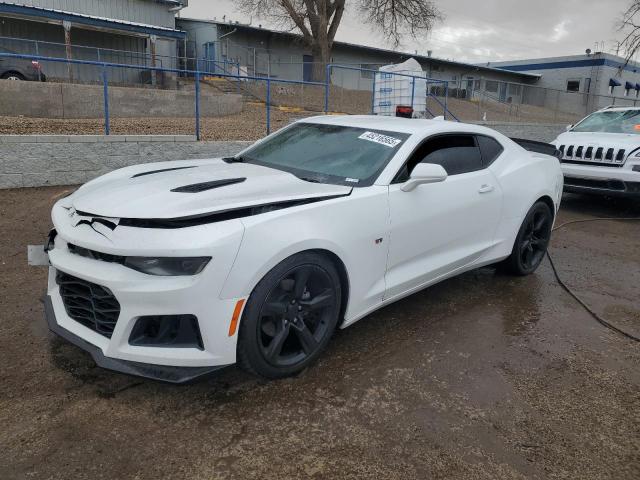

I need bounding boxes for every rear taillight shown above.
[395,105,414,118]
[31,60,40,69]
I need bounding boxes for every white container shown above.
[373,58,427,116]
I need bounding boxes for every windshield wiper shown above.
[223,155,245,163]
[297,175,324,183]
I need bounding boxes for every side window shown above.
[476,135,504,167]
[394,134,483,182]
[419,135,482,176]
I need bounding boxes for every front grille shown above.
[56,271,121,338]
[559,143,626,167]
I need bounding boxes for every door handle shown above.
[478,184,494,194]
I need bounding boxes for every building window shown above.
[567,80,580,92]
[508,84,522,96]
[485,80,499,93]
[360,64,376,79]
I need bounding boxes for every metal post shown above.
[444,82,448,120]
[34,41,42,82]
[371,71,376,115]
[102,65,110,136]
[63,21,73,82]
[324,64,331,114]
[411,77,416,112]
[266,78,271,135]
[195,71,201,141]
[236,61,240,93]
[149,35,157,86]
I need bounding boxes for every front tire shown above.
[237,252,342,379]
[503,201,553,276]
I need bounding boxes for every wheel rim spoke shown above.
[533,213,547,232]
[293,268,311,299]
[299,288,334,311]
[265,321,289,360]
[292,320,319,354]
[262,301,287,317]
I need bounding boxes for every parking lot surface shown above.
[0,187,638,480]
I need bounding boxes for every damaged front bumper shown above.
[43,294,225,383]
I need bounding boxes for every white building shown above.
[176,17,539,92]
[486,52,640,113]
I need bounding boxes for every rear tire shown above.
[1,72,25,81]
[503,201,553,276]
[237,252,342,379]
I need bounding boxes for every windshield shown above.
[238,123,410,186]
[572,109,640,134]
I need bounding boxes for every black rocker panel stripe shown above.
[131,166,197,178]
[117,193,351,229]
[170,177,247,193]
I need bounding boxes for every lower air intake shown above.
[56,271,121,338]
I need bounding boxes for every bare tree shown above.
[237,0,441,81]
[619,1,640,63]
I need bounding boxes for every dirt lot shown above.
[0,187,639,480]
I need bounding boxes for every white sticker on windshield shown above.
[358,131,402,148]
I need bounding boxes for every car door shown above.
[384,133,503,300]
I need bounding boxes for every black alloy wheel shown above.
[237,252,342,378]
[504,201,553,276]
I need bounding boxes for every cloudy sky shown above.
[181,0,631,63]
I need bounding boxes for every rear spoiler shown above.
[510,138,562,160]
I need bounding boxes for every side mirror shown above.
[401,163,448,192]
[566,124,573,131]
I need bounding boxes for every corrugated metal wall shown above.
[0,16,148,83]
[5,0,176,28]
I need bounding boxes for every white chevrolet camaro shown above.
[43,116,563,382]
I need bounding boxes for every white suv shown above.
[552,106,640,197]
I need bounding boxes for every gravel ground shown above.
[0,88,580,141]
[0,189,639,480]
[0,104,296,141]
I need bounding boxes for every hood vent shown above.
[131,166,196,178]
[171,177,247,193]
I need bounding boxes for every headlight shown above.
[124,257,211,276]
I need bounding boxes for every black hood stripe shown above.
[171,178,246,193]
[131,166,197,178]
[117,192,351,229]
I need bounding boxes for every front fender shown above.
[219,187,390,321]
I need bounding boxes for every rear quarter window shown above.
[476,135,504,167]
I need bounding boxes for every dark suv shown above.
[0,47,46,81]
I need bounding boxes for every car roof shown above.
[297,114,502,138]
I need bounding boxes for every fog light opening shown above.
[129,315,204,350]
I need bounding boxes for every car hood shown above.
[72,159,352,219]
[553,131,640,151]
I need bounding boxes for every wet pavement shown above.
[0,187,638,480]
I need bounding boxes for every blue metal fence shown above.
[0,53,460,141]
[0,52,327,139]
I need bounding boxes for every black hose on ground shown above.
[548,217,640,343]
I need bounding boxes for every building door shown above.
[466,77,474,99]
[303,55,313,82]
[202,42,217,73]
